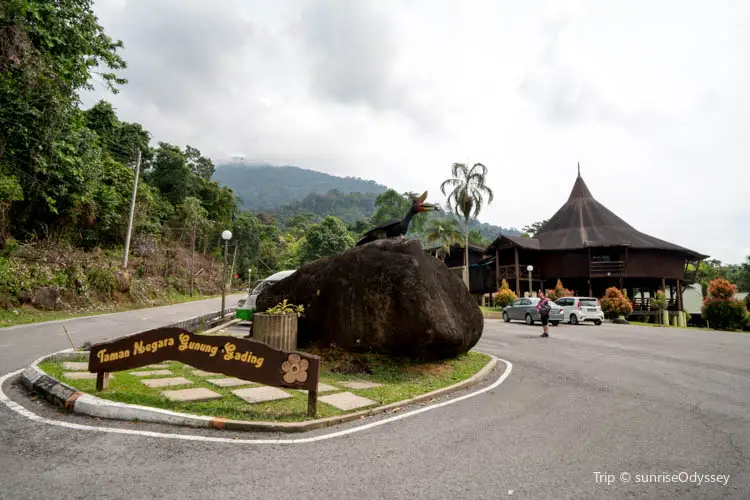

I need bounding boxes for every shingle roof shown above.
[487,174,708,259]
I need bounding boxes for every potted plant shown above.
[650,289,667,326]
[253,299,304,350]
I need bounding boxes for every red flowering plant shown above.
[493,279,517,308]
[600,286,633,319]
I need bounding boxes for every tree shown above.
[468,229,490,247]
[440,162,494,287]
[371,189,428,234]
[424,218,463,261]
[300,216,354,265]
[521,220,548,238]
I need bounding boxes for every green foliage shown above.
[702,298,748,331]
[600,287,633,319]
[701,277,748,330]
[521,220,548,238]
[300,216,354,265]
[425,218,463,259]
[493,279,517,308]
[213,163,387,212]
[265,299,304,317]
[372,189,429,233]
[467,229,490,247]
[86,268,116,297]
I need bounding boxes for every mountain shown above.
[212,162,521,238]
[213,163,387,211]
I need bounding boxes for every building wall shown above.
[625,250,686,279]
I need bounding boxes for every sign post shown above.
[88,327,321,416]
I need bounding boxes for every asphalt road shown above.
[1,306,749,500]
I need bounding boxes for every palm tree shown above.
[425,218,464,261]
[440,162,494,287]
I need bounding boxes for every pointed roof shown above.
[528,171,706,258]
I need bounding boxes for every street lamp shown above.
[527,265,534,297]
[221,230,232,317]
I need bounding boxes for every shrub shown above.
[708,278,736,300]
[546,279,573,301]
[493,279,517,308]
[701,277,748,330]
[600,287,633,319]
[86,268,117,298]
[702,298,748,331]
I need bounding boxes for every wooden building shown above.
[486,172,708,314]
[425,243,496,297]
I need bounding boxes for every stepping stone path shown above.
[139,364,171,369]
[232,386,292,404]
[192,370,221,377]
[338,380,383,390]
[141,377,191,388]
[63,372,98,380]
[295,383,339,393]
[62,362,88,371]
[161,388,222,402]
[206,377,256,388]
[131,370,172,377]
[320,392,377,411]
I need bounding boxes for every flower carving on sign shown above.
[281,353,309,384]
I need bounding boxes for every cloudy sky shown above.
[84,0,749,264]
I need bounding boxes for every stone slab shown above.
[62,372,97,380]
[320,391,378,411]
[231,386,292,404]
[338,380,383,390]
[161,388,223,402]
[295,383,339,393]
[62,362,88,371]
[130,370,172,377]
[192,370,222,377]
[141,377,191,388]
[206,377,256,388]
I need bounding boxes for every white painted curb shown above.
[0,356,513,444]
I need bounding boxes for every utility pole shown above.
[122,149,142,269]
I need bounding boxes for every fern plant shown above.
[265,299,305,317]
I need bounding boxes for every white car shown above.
[555,296,604,326]
[236,269,296,321]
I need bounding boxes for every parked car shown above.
[503,297,564,326]
[236,269,296,321]
[555,296,604,325]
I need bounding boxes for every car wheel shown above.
[570,314,578,325]
[525,313,534,325]
[551,321,559,326]
[594,319,602,326]
[503,312,510,323]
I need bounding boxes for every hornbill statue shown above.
[356,191,436,246]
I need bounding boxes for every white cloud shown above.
[83,0,750,264]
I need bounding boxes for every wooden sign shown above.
[87,327,321,415]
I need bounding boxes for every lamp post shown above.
[221,230,232,317]
[527,265,534,297]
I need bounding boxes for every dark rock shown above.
[612,317,630,325]
[31,286,61,311]
[256,239,483,360]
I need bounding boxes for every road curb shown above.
[20,350,500,433]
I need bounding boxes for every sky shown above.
[83,0,750,264]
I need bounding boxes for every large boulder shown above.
[256,239,483,360]
[31,286,61,311]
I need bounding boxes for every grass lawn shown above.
[0,291,237,329]
[480,306,503,313]
[39,350,491,423]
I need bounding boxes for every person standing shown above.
[537,291,551,338]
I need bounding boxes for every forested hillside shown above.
[213,163,387,211]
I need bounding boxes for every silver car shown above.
[502,297,564,326]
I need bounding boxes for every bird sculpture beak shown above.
[418,202,435,213]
